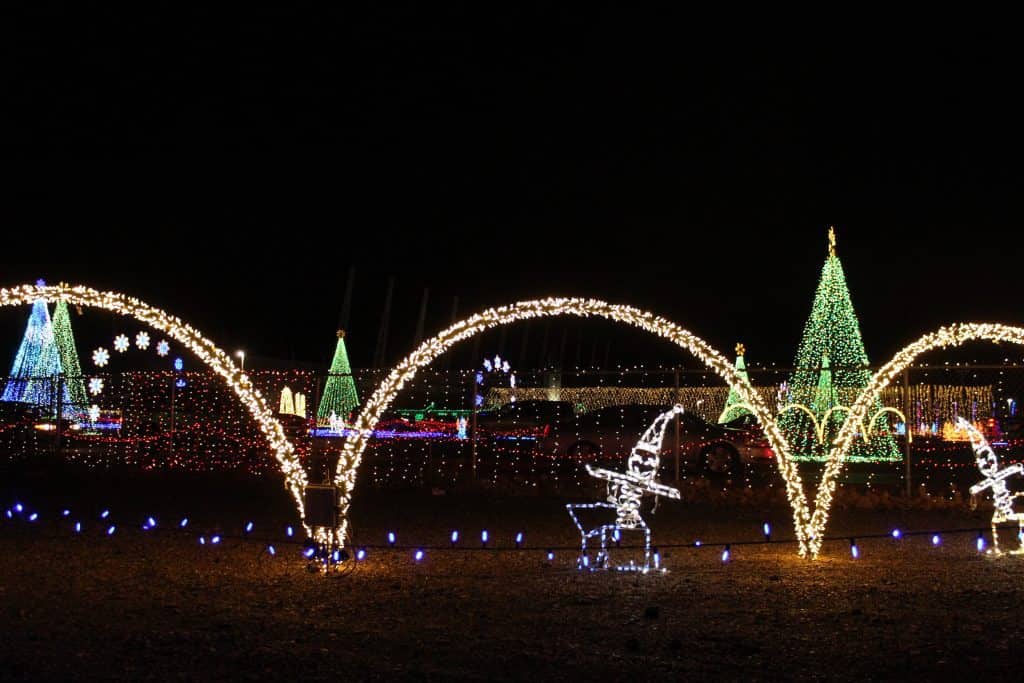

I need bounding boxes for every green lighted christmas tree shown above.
[779,228,901,462]
[317,330,360,426]
[718,343,753,423]
[52,300,89,414]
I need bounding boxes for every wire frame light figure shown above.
[566,405,683,573]
[958,417,1024,555]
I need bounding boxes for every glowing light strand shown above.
[0,283,307,531]
[336,298,803,552]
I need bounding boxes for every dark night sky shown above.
[3,10,1022,369]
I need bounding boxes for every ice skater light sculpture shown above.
[960,417,1024,555]
[567,405,683,573]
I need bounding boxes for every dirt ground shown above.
[1,471,1022,680]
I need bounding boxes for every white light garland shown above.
[810,323,1024,557]
[959,417,1024,555]
[0,283,307,532]
[567,405,683,573]
[336,298,804,551]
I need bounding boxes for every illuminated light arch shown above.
[335,298,812,551]
[811,323,1024,557]
[0,283,309,529]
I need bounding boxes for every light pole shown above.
[236,350,246,371]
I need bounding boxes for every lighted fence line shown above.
[4,503,1015,556]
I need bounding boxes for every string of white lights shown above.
[335,298,807,553]
[0,283,308,533]
[811,323,1024,557]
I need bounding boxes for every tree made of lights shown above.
[316,330,360,426]
[779,229,901,462]
[1,291,71,414]
[718,343,753,423]
[52,300,89,414]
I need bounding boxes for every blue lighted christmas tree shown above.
[2,285,70,413]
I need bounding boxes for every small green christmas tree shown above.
[317,330,360,426]
[718,343,753,423]
[779,228,900,462]
[52,300,89,414]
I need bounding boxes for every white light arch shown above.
[0,283,309,529]
[809,323,1024,557]
[335,298,810,550]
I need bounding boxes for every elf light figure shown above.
[566,405,683,573]
[961,417,1024,555]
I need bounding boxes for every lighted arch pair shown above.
[336,298,1024,559]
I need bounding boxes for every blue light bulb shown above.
[211,535,221,545]
[388,532,396,546]
[356,548,367,561]
[932,534,941,546]
[451,530,459,545]
[107,525,116,536]
[891,529,901,539]
[414,549,424,562]
[180,518,189,528]
[28,513,38,522]
[245,522,254,533]
[267,545,276,556]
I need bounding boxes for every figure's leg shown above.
[992,515,1001,555]
[636,516,651,571]
[596,525,611,569]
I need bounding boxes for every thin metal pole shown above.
[903,367,912,497]
[55,375,64,454]
[169,373,176,460]
[674,369,681,484]
[470,370,478,479]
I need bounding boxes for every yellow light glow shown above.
[0,283,308,534]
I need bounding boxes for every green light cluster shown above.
[317,331,360,426]
[52,300,89,413]
[779,240,901,462]
[718,345,753,423]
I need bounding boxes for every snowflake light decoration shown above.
[88,377,104,395]
[156,340,170,357]
[92,348,110,367]
[135,331,150,350]
[88,404,100,422]
[113,334,130,353]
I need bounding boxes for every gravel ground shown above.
[1,471,1021,680]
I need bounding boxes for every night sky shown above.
[4,11,1022,369]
